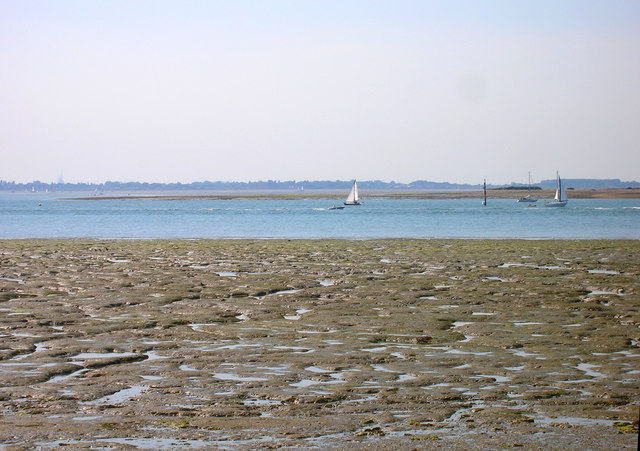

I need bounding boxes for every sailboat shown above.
[482,178,487,206]
[344,180,361,205]
[544,171,568,207]
[517,172,538,203]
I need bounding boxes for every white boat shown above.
[344,180,361,205]
[517,172,538,202]
[544,171,568,207]
[482,178,487,206]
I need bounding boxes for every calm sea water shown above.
[1,192,639,239]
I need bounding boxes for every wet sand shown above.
[0,239,638,449]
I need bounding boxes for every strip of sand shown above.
[70,188,640,201]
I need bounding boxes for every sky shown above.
[1,1,639,185]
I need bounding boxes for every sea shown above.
[1,192,639,240]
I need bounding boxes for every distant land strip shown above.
[70,188,640,201]
[2,178,640,192]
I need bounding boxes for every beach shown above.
[0,239,638,449]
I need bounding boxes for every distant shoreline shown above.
[69,188,640,201]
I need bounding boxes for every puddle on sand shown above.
[397,374,416,382]
[0,277,24,284]
[576,363,607,379]
[144,351,167,361]
[72,415,104,421]
[446,349,492,356]
[478,374,511,383]
[371,365,399,373]
[588,269,619,274]
[422,382,451,390]
[274,345,313,354]
[305,366,332,373]
[140,375,162,381]
[533,414,619,427]
[510,349,544,359]
[47,368,89,383]
[213,373,268,382]
[297,329,338,334]
[242,399,282,407]
[290,372,347,388]
[189,323,218,332]
[82,386,147,405]
[72,352,138,361]
[14,343,49,360]
[485,276,508,282]
[362,346,388,353]
[284,308,312,320]
[499,263,534,268]
[452,321,474,328]
[318,280,334,287]
[266,289,302,296]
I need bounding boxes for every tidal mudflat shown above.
[0,239,638,449]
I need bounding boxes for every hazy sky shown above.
[1,1,639,185]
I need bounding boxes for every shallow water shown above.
[2,194,640,238]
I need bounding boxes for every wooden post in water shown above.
[482,178,487,206]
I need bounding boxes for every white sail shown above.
[554,173,567,202]
[545,171,568,207]
[344,180,361,205]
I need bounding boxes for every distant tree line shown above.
[0,179,480,192]
[1,178,638,192]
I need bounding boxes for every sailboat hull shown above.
[544,201,567,208]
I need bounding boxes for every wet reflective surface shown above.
[0,239,638,449]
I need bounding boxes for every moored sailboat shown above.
[544,171,568,207]
[344,180,361,205]
[517,172,538,203]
